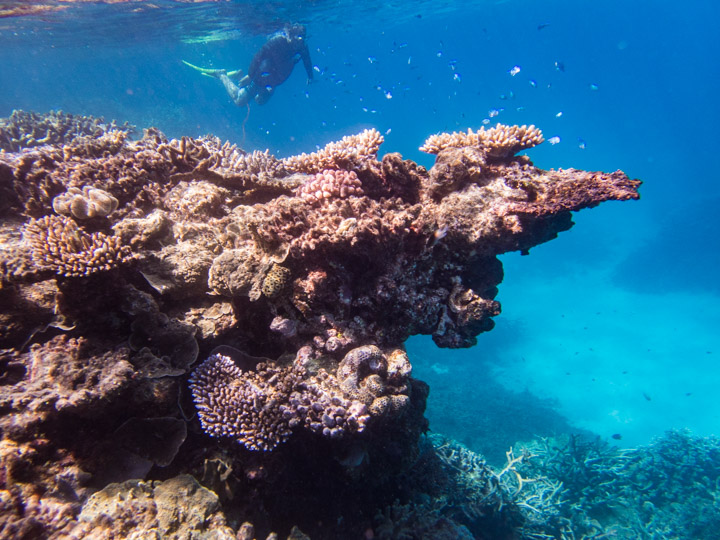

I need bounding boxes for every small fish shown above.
[611,433,623,440]
[578,138,586,149]
[537,22,551,30]
[554,61,565,72]
[453,73,462,82]
[509,65,521,76]
[529,79,537,88]
[589,83,599,90]
[488,108,500,118]
[555,111,563,118]
[643,392,652,401]
[548,136,561,145]
[384,91,393,99]
[385,128,392,135]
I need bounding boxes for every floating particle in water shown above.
[555,111,563,118]
[453,73,462,82]
[529,79,537,88]
[578,138,586,149]
[368,56,377,64]
[554,61,565,72]
[509,65,521,76]
[589,83,599,90]
[548,136,561,145]
[385,91,393,99]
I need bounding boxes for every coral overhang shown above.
[0,111,640,536]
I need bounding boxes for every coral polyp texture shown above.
[420,122,544,157]
[0,112,641,537]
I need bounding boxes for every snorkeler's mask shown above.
[285,23,307,41]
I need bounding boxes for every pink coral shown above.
[295,169,364,204]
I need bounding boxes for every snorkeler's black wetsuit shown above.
[219,24,313,106]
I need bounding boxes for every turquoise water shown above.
[1,0,719,534]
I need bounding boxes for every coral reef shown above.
[512,430,720,539]
[0,109,134,152]
[0,115,641,537]
[23,215,133,277]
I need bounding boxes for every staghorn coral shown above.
[24,215,133,277]
[282,128,384,173]
[52,186,119,219]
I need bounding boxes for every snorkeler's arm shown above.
[299,43,313,81]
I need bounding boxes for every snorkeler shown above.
[184,23,313,106]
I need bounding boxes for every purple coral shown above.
[189,354,299,451]
[189,347,412,449]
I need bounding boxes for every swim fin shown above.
[182,60,243,79]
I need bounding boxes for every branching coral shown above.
[0,109,134,152]
[189,345,413,450]
[24,215,133,277]
[420,123,544,158]
[282,128,384,173]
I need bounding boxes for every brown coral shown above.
[420,123,544,159]
[24,215,133,277]
[0,109,134,152]
[283,128,384,173]
[52,186,119,219]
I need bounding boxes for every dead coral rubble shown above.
[0,117,640,537]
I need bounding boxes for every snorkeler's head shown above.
[285,23,307,41]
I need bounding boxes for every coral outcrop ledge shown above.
[0,112,640,538]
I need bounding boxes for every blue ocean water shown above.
[1,0,718,482]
